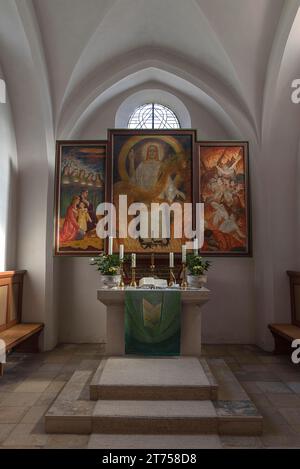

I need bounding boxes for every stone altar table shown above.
[97,288,210,356]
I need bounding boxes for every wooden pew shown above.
[268,271,300,354]
[0,271,44,375]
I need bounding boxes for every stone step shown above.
[90,357,218,401]
[45,359,263,436]
[88,433,223,449]
[92,400,218,434]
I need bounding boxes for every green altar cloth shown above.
[125,290,181,356]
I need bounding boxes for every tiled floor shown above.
[0,343,299,448]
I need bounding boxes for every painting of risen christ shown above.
[109,130,195,254]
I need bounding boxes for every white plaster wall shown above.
[0,67,18,271]
[58,86,255,345]
[58,258,106,343]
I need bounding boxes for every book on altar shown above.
[139,277,168,288]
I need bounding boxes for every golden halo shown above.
[117,135,184,182]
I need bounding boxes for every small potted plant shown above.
[90,253,124,288]
[186,253,211,288]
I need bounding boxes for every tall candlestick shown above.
[182,245,187,264]
[119,244,124,260]
[131,253,136,268]
[169,252,174,268]
[108,236,113,255]
[193,238,199,255]
[150,253,155,277]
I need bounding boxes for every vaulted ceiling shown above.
[32,0,285,138]
[1,0,300,142]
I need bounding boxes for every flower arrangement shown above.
[186,253,211,276]
[90,253,127,276]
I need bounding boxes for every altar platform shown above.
[45,356,263,436]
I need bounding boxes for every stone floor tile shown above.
[0,392,10,403]
[14,379,52,393]
[217,382,248,401]
[44,354,72,364]
[21,406,49,424]
[234,371,277,382]
[1,392,41,407]
[260,431,300,448]
[239,393,272,412]
[38,364,64,373]
[278,408,300,425]
[240,382,263,394]
[35,392,58,407]
[2,422,48,448]
[258,355,290,364]
[226,363,243,372]
[78,359,101,371]
[0,424,15,443]
[286,382,300,393]
[221,435,262,448]
[290,425,300,434]
[202,345,229,357]
[266,393,300,408]
[0,406,29,424]
[235,354,261,365]
[44,380,66,394]
[260,407,289,426]
[256,381,292,394]
[240,364,268,372]
[0,380,24,392]
[45,434,89,449]
[221,356,238,364]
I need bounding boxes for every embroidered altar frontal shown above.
[125,291,181,356]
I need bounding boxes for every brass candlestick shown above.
[168,268,176,287]
[130,267,137,287]
[118,261,125,289]
[150,253,155,277]
[181,263,188,289]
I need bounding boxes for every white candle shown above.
[169,252,174,268]
[119,244,124,260]
[193,238,199,255]
[182,245,187,264]
[131,253,136,268]
[108,236,113,255]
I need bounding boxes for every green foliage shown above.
[186,253,211,276]
[90,253,129,276]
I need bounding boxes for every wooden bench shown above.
[0,271,44,375]
[268,271,300,354]
[268,323,300,354]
